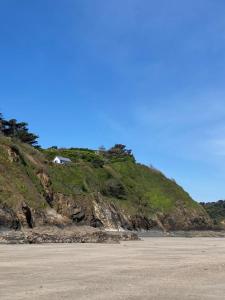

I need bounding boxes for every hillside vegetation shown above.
[201,201,225,228]
[0,135,212,231]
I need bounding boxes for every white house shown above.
[53,156,72,164]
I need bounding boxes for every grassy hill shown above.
[0,136,212,231]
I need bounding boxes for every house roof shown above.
[54,156,71,162]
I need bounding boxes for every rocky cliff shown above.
[0,136,213,232]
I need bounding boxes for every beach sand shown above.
[0,237,225,299]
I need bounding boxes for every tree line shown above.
[0,113,39,146]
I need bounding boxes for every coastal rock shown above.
[0,227,139,244]
[0,205,20,230]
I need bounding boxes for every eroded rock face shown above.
[92,194,129,230]
[7,146,26,165]
[154,206,213,231]
[44,208,71,226]
[130,215,158,231]
[35,191,213,232]
[0,205,21,230]
[7,147,20,163]
[0,196,213,232]
[37,171,54,207]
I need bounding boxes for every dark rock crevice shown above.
[21,202,34,228]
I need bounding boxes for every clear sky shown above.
[0,0,225,202]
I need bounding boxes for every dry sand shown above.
[0,237,225,300]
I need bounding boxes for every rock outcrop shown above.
[0,226,138,244]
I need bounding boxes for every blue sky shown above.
[1,0,225,202]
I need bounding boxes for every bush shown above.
[102,178,126,199]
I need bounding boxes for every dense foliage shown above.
[44,144,135,168]
[99,144,135,163]
[200,200,225,225]
[0,113,38,146]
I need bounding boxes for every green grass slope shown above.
[43,148,196,212]
[0,137,212,230]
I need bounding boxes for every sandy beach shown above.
[0,237,225,300]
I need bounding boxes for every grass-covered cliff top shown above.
[42,144,199,215]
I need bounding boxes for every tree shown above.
[3,119,18,136]
[107,144,132,157]
[0,113,39,146]
[104,144,135,162]
[17,130,39,146]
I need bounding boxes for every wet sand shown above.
[0,238,225,300]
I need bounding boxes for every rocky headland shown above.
[0,136,216,243]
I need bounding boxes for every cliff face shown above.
[0,136,213,231]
